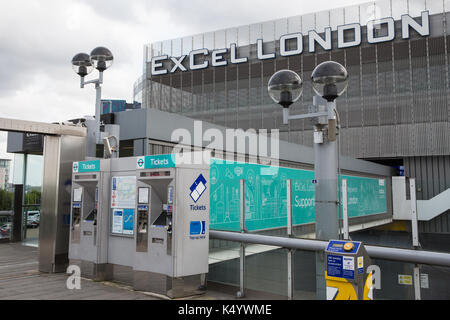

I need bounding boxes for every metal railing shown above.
[210,230,450,268]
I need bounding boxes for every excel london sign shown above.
[150,11,430,76]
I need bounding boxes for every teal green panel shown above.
[341,175,387,218]
[209,159,388,232]
[210,159,314,231]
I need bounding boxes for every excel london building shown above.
[133,1,450,213]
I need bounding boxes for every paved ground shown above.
[0,243,158,300]
[0,242,281,300]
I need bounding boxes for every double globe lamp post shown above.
[71,47,114,157]
[268,61,349,299]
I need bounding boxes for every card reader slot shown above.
[152,238,164,244]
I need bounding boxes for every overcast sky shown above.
[0,0,370,172]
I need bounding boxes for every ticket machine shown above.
[325,240,374,300]
[133,153,210,298]
[68,153,210,298]
[69,159,111,280]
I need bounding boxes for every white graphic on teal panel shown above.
[246,169,255,186]
[234,166,243,177]
[210,184,224,224]
[225,168,234,179]
[210,167,218,185]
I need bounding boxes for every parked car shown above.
[0,223,12,236]
[27,211,40,228]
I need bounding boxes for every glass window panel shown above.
[262,21,275,54]
[204,32,214,50]
[182,72,192,113]
[215,30,226,49]
[287,16,301,33]
[250,23,262,43]
[238,26,250,46]
[226,28,238,47]
[446,0,450,12]
[214,68,226,111]
[360,2,381,26]
[151,80,161,109]
[171,74,181,113]
[204,69,214,112]
[182,36,192,55]
[193,34,203,50]
[315,11,330,33]
[144,45,152,62]
[237,66,249,109]
[162,40,171,56]
[238,26,250,57]
[344,5,360,24]
[160,75,171,112]
[262,21,275,41]
[172,38,182,58]
[152,42,162,57]
[250,63,262,107]
[377,0,393,18]
[301,13,315,33]
[330,8,344,31]
[275,18,288,39]
[192,72,202,113]
[392,0,408,20]
[25,155,43,192]
[409,0,426,17]
[13,154,24,185]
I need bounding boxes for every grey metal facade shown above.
[404,155,450,232]
[134,0,450,161]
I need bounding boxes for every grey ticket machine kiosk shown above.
[69,159,111,280]
[68,153,210,298]
[133,153,210,298]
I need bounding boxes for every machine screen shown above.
[73,188,82,202]
[138,187,149,204]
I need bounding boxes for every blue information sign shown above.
[123,209,134,235]
[326,240,361,254]
[327,254,355,280]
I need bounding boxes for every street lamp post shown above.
[268,61,348,300]
[71,47,117,158]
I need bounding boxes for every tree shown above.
[0,189,14,210]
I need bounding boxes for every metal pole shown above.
[95,82,102,145]
[314,99,339,300]
[287,249,294,300]
[287,179,292,236]
[237,179,245,298]
[410,178,421,300]
[410,179,419,247]
[414,267,421,300]
[286,179,294,300]
[342,179,349,240]
[22,154,28,241]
